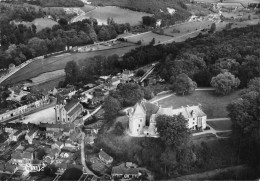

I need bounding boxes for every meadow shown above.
[81,6,152,26]
[2,45,139,85]
[156,90,241,119]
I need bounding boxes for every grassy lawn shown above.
[83,6,152,26]
[156,90,241,118]
[3,45,138,85]
[216,131,232,137]
[32,18,58,32]
[127,32,173,45]
[207,120,233,131]
[162,20,213,37]
[30,75,65,92]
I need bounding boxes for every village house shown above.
[98,149,113,165]
[25,129,38,144]
[5,126,17,134]
[51,141,64,151]
[55,97,84,124]
[10,151,33,165]
[111,163,139,180]
[10,130,26,142]
[121,70,134,83]
[7,86,30,102]
[128,100,207,137]
[5,163,18,174]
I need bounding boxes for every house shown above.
[25,129,38,144]
[15,144,25,152]
[10,152,23,165]
[5,126,17,134]
[128,100,207,137]
[51,141,64,150]
[22,151,34,164]
[98,149,113,165]
[5,163,18,174]
[9,63,15,71]
[49,87,58,96]
[55,97,84,124]
[10,130,26,142]
[121,70,134,83]
[7,86,30,102]
[64,140,78,149]
[111,163,139,179]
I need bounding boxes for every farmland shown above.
[156,90,241,119]
[126,32,173,45]
[162,20,213,37]
[79,6,152,26]
[2,45,139,85]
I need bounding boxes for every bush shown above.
[113,122,125,136]
[136,69,145,77]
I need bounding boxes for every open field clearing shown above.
[80,6,152,25]
[207,120,233,131]
[30,69,65,84]
[12,18,58,32]
[2,45,138,85]
[81,4,96,12]
[157,90,241,119]
[126,32,173,45]
[162,20,213,37]
[31,76,65,91]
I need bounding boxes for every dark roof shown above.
[141,101,159,120]
[11,152,22,160]
[5,164,17,173]
[64,100,79,112]
[112,164,138,175]
[27,129,38,137]
[99,150,113,162]
[68,104,82,117]
[13,130,24,136]
[22,151,33,159]
[25,147,34,153]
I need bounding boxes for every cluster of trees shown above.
[118,23,260,94]
[227,77,260,169]
[0,5,130,69]
[91,0,190,27]
[5,0,84,7]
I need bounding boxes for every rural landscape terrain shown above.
[0,0,259,181]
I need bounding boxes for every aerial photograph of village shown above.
[0,0,259,181]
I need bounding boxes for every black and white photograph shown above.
[0,0,259,181]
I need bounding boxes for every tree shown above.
[64,61,79,84]
[28,37,47,56]
[116,83,144,107]
[227,86,260,167]
[172,73,197,95]
[36,148,46,160]
[103,96,122,122]
[209,22,216,33]
[156,114,191,148]
[211,72,240,95]
[58,18,68,27]
[136,69,145,77]
[113,122,124,135]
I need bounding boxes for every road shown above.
[71,7,97,23]
[80,132,96,176]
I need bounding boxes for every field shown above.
[13,18,58,32]
[2,45,139,85]
[156,90,241,118]
[30,69,65,84]
[207,120,233,131]
[162,20,213,37]
[81,6,152,26]
[126,32,173,45]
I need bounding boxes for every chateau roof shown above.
[141,101,159,120]
[157,105,206,119]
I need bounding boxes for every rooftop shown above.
[112,163,139,175]
[67,103,82,117]
[99,150,113,162]
[64,100,80,112]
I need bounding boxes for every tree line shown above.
[0,4,131,69]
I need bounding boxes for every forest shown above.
[0,4,131,69]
